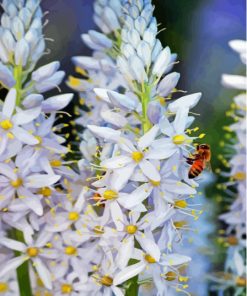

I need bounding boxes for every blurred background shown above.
[39,0,245,295]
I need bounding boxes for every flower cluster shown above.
[0,0,74,294]
[0,0,210,295]
[68,0,208,295]
[210,40,246,295]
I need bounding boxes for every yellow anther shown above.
[198,133,206,139]
[150,179,160,186]
[125,224,138,234]
[131,151,144,163]
[7,132,14,139]
[172,134,186,145]
[235,277,246,287]
[68,211,79,221]
[158,96,166,106]
[75,66,87,76]
[10,178,23,188]
[226,236,238,246]
[101,276,113,287]
[68,76,81,87]
[103,190,118,200]
[64,246,77,256]
[40,187,52,197]
[50,159,62,167]
[35,136,42,144]
[144,254,156,264]
[0,282,8,293]
[0,119,13,130]
[179,276,189,282]
[174,200,187,209]
[27,247,39,257]
[233,172,246,181]
[93,225,105,234]
[173,221,187,229]
[61,283,73,294]
[164,271,177,281]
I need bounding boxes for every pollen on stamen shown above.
[125,224,138,234]
[61,283,73,294]
[100,276,113,287]
[10,178,23,188]
[131,151,144,163]
[172,134,186,145]
[0,119,13,130]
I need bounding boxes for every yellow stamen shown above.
[101,276,113,287]
[144,254,156,264]
[10,178,23,188]
[174,200,187,209]
[172,134,186,145]
[233,172,246,181]
[50,159,62,167]
[173,221,187,229]
[236,277,246,287]
[226,236,238,246]
[61,283,73,294]
[68,76,81,87]
[93,226,105,234]
[68,211,79,221]
[150,179,160,186]
[27,247,39,257]
[40,187,52,197]
[64,246,77,256]
[103,190,118,200]
[0,282,8,292]
[164,271,177,281]
[131,151,144,163]
[0,119,13,130]
[125,225,138,234]
[35,136,42,144]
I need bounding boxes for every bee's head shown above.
[199,144,210,150]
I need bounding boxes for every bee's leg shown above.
[186,157,194,165]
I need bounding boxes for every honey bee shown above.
[186,144,211,179]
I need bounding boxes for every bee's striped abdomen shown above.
[188,160,204,179]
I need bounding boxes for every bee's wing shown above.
[205,160,212,172]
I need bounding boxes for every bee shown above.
[186,144,211,179]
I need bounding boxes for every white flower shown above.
[0,231,56,290]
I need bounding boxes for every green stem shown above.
[141,83,152,134]
[12,229,32,296]
[14,65,23,106]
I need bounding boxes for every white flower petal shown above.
[157,72,180,97]
[0,237,26,252]
[116,238,134,269]
[110,201,124,231]
[162,253,191,266]
[25,174,60,188]
[221,74,246,90]
[12,127,39,145]
[13,106,41,125]
[119,183,152,208]
[168,93,202,113]
[3,88,16,117]
[33,257,52,290]
[93,88,111,103]
[42,93,73,112]
[138,125,159,150]
[136,235,160,262]
[101,155,132,169]
[139,159,160,181]
[0,255,27,278]
[88,125,121,142]
[113,262,146,286]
